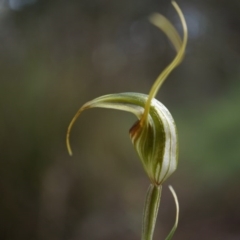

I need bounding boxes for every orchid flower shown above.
[66,1,187,239]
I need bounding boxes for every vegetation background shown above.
[1,0,240,239]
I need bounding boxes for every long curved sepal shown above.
[141,0,187,123]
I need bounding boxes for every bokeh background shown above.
[1,0,240,239]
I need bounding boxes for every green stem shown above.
[142,184,162,240]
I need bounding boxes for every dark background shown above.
[1,0,240,239]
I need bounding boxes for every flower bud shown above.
[129,96,178,185]
[66,93,177,185]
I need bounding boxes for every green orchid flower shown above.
[66,1,187,240]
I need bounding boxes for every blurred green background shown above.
[1,0,240,239]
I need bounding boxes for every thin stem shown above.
[142,184,162,240]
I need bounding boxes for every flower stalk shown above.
[142,184,162,240]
